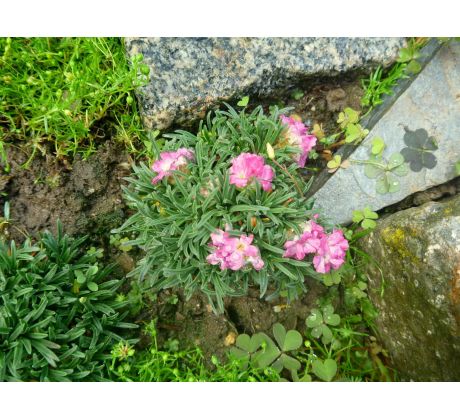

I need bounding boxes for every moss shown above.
[381,227,409,258]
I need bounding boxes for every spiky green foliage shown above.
[0,223,136,381]
[116,105,324,312]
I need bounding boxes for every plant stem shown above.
[271,160,303,195]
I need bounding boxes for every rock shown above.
[360,194,460,381]
[125,37,405,130]
[312,42,460,225]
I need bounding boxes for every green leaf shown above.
[279,353,301,371]
[387,152,404,170]
[291,89,304,100]
[87,282,99,292]
[321,325,333,344]
[364,161,384,179]
[376,173,400,195]
[327,155,341,169]
[311,326,323,339]
[322,271,341,286]
[398,47,412,63]
[352,210,364,223]
[272,323,286,349]
[237,96,249,107]
[87,265,98,276]
[282,330,303,352]
[324,313,340,326]
[312,358,337,382]
[406,59,422,74]
[361,219,377,229]
[363,207,378,219]
[75,269,86,284]
[456,161,460,176]
[306,309,323,328]
[371,137,385,155]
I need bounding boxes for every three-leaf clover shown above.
[400,127,438,172]
[337,107,359,129]
[306,305,341,345]
[352,206,379,229]
[364,152,409,194]
[321,270,342,287]
[327,155,350,173]
[397,46,422,74]
[345,123,369,145]
[72,265,99,293]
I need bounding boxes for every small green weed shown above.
[109,320,280,382]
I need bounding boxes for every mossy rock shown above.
[360,194,460,381]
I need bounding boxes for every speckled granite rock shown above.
[360,195,460,381]
[312,42,460,225]
[125,38,405,130]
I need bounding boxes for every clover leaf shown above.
[352,206,379,229]
[345,123,369,145]
[327,155,350,173]
[306,305,340,345]
[311,358,337,382]
[321,270,342,287]
[400,127,438,172]
[337,107,359,130]
[237,96,249,107]
[363,153,408,195]
[230,323,303,375]
[370,137,385,155]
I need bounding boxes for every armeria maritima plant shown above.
[116,104,348,312]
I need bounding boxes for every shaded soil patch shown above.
[0,140,132,246]
[134,279,327,364]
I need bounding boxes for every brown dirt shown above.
[0,141,132,246]
[282,80,364,134]
[135,279,327,363]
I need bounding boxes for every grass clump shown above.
[0,37,150,168]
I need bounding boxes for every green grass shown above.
[360,37,429,114]
[0,37,152,169]
[108,320,281,382]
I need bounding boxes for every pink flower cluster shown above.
[283,218,349,273]
[151,148,195,184]
[206,228,264,271]
[280,115,317,168]
[229,153,274,191]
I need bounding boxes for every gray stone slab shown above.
[312,42,460,225]
[125,37,405,130]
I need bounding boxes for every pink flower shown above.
[206,227,264,271]
[313,229,349,274]
[280,115,317,168]
[151,148,195,184]
[229,153,274,192]
[283,219,324,260]
[283,219,348,274]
